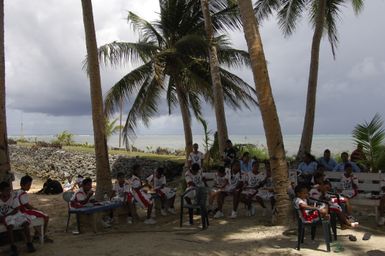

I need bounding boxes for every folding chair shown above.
[179,187,209,229]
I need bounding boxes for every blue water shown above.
[11,134,355,157]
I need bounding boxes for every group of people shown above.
[0,175,53,256]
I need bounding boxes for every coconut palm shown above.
[99,0,257,161]
[237,0,290,225]
[352,113,385,172]
[0,0,10,183]
[81,0,112,199]
[255,0,364,159]
[105,117,123,140]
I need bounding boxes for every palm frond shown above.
[351,0,364,15]
[277,0,310,36]
[254,0,282,22]
[166,77,178,115]
[127,12,164,46]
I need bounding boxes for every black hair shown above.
[193,143,198,147]
[242,152,250,158]
[341,152,348,157]
[324,149,330,154]
[77,174,84,178]
[191,163,200,172]
[294,183,308,195]
[156,167,164,175]
[226,139,232,144]
[217,166,225,174]
[116,172,125,179]
[82,177,92,186]
[252,160,259,167]
[20,175,33,186]
[0,181,10,191]
[323,180,332,187]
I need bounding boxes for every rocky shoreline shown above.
[9,145,183,182]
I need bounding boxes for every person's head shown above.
[313,171,325,185]
[316,163,326,173]
[344,163,353,175]
[116,172,125,185]
[193,143,199,152]
[303,152,314,163]
[242,152,250,162]
[0,182,11,201]
[216,166,226,177]
[252,160,260,174]
[132,164,141,177]
[341,152,349,163]
[231,161,241,174]
[225,139,232,148]
[321,181,332,192]
[191,163,200,175]
[76,175,84,187]
[323,149,331,159]
[82,178,92,192]
[20,175,33,191]
[155,167,164,178]
[294,184,309,199]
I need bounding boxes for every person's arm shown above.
[299,202,319,211]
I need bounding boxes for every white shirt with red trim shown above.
[0,192,20,217]
[147,174,166,189]
[185,170,205,188]
[340,174,358,190]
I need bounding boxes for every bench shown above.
[0,217,44,244]
[325,171,384,221]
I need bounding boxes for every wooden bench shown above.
[0,217,44,244]
[325,171,384,221]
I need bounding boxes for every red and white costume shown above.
[112,181,133,203]
[147,174,175,199]
[294,197,320,223]
[184,170,205,200]
[256,176,275,200]
[211,171,230,193]
[340,174,358,198]
[130,175,152,208]
[16,189,48,220]
[70,187,92,209]
[309,187,343,213]
[242,172,266,199]
[225,171,242,193]
[0,192,30,227]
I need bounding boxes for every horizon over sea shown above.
[10,134,355,157]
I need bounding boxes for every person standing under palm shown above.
[188,143,204,169]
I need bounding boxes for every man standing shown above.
[188,143,204,169]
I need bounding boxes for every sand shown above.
[2,175,385,256]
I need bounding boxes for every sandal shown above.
[349,235,357,241]
[362,232,372,240]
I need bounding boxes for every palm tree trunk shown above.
[0,0,10,183]
[175,81,193,165]
[297,0,326,160]
[119,96,123,148]
[200,0,229,155]
[237,0,290,225]
[81,0,112,200]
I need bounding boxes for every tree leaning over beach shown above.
[99,0,257,161]
[255,0,364,159]
[80,0,112,199]
[0,0,10,183]
[237,0,290,225]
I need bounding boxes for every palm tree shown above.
[237,0,290,225]
[99,0,257,162]
[105,117,123,140]
[80,0,112,200]
[255,0,364,159]
[0,0,10,183]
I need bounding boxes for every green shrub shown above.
[235,143,268,161]
[53,131,74,146]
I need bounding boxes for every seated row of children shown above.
[184,160,275,219]
[0,175,53,255]
[69,164,176,225]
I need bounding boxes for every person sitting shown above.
[37,178,63,195]
[75,175,84,188]
[311,164,329,186]
[111,172,134,224]
[318,149,337,172]
[130,164,156,224]
[293,183,329,223]
[63,173,77,192]
[338,163,359,199]
[333,152,361,172]
[146,167,176,215]
[240,152,254,173]
[70,178,95,208]
[188,143,204,169]
[350,143,368,172]
[222,139,237,167]
[208,166,229,213]
[241,160,268,216]
[255,162,276,213]
[214,161,243,219]
[0,181,36,255]
[297,153,318,185]
[184,163,207,205]
[309,181,358,228]
[16,175,53,243]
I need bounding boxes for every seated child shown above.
[146,167,176,215]
[111,172,134,224]
[16,175,53,242]
[208,166,229,212]
[184,163,207,205]
[294,183,329,223]
[214,161,243,219]
[0,181,36,255]
[241,161,267,216]
[255,163,276,212]
[130,164,156,224]
[63,173,77,192]
[339,163,358,199]
[309,181,358,228]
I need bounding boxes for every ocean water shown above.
[11,134,355,157]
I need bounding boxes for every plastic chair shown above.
[179,187,209,229]
[294,202,331,252]
[62,191,80,232]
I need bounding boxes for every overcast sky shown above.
[5,0,385,137]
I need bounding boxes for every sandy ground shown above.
[1,175,385,256]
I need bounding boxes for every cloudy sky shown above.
[5,0,385,137]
